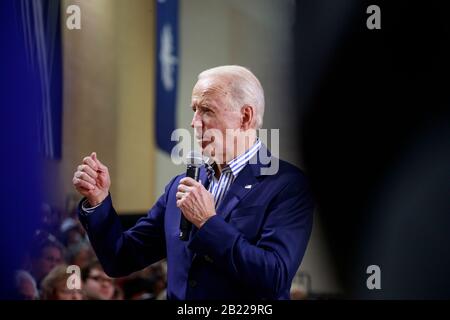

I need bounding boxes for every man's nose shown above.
[191,113,202,129]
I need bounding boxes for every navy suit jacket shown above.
[78,147,314,300]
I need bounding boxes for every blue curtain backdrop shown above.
[155,0,179,154]
[0,0,62,298]
[22,0,63,159]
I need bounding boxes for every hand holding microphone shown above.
[177,151,216,240]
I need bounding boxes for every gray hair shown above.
[15,270,39,299]
[198,65,265,128]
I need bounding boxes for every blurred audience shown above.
[122,277,156,300]
[14,270,39,300]
[40,264,84,300]
[27,231,65,288]
[60,217,88,247]
[66,241,95,269]
[14,197,209,300]
[112,285,124,300]
[81,260,115,300]
[40,203,61,238]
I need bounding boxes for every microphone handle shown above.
[179,165,200,241]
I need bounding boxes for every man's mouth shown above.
[195,133,214,149]
[200,140,211,148]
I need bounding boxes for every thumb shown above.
[91,152,106,171]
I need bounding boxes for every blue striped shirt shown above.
[205,139,262,209]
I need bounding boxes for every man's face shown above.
[190,77,241,163]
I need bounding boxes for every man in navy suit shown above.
[73,65,314,300]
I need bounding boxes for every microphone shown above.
[179,151,204,241]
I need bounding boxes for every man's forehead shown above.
[192,78,228,100]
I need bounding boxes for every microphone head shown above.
[186,150,204,167]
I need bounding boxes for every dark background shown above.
[296,0,450,298]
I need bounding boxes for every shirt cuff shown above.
[81,199,103,214]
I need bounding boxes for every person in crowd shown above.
[81,260,115,300]
[28,231,65,288]
[40,264,84,300]
[66,241,95,269]
[14,270,39,300]
[60,217,88,247]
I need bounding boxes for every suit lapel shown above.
[216,145,272,220]
[216,164,258,220]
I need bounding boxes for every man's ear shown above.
[240,105,254,130]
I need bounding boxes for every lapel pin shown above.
[244,185,252,189]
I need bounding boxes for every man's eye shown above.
[192,106,212,114]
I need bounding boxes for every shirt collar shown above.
[204,138,262,178]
